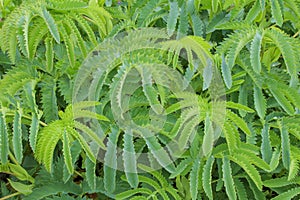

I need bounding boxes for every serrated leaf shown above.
[8,179,33,195]
[229,154,263,190]
[123,129,138,188]
[104,126,119,193]
[261,124,272,164]
[202,156,214,200]
[142,129,175,173]
[170,158,191,178]
[0,107,9,164]
[271,187,300,200]
[222,156,237,200]
[85,156,96,190]
[40,7,60,43]
[29,113,40,153]
[270,0,283,26]
[269,86,294,115]
[177,4,188,39]
[226,101,254,113]
[202,115,214,156]
[235,178,248,200]
[245,1,261,23]
[13,107,23,163]
[280,121,290,169]
[254,86,266,119]
[250,31,262,73]
[227,110,251,135]
[269,147,281,171]
[62,131,73,174]
[45,36,54,72]
[167,1,179,36]
[221,54,232,89]
[190,155,201,200]
[8,163,34,183]
[202,59,213,90]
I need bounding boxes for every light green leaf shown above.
[202,156,214,199]
[85,156,96,190]
[190,155,201,200]
[13,107,23,163]
[0,106,9,164]
[104,126,119,193]
[250,31,262,73]
[167,1,179,36]
[40,7,60,43]
[123,129,139,188]
[270,0,283,26]
[254,86,266,119]
[8,179,33,195]
[222,156,237,200]
[221,54,232,89]
[62,131,73,174]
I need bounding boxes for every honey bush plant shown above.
[0,0,300,199]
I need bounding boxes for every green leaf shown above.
[254,86,266,119]
[177,3,188,39]
[221,54,232,89]
[40,7,60,43]
[85,156,96,190]
[68,128,96,163]
[222,122,239,153]
[13,107,23,163]
[59,24,75,67]
[167,1,179,36]
[41,77,58,123]
[0,106,9,164]
[115,188,152,200]
[8,163,34,183]
[280,121,291,169]
[235,178,248,200]
[271,187,300,200]
[45,36,54,72]
[8,179,33,195]
[23,182,81,200]
[222,156,237,200]
[226,101,254,113]
[269,86,294,115]
[191,13,204,36]
[265,29,297,79]
[229,154,263,190]
[260,124,272,164]
[74,121,106,149]
[29,113,40,153]
[104,126,119,193]
[245,1,261,23]
[123,129,139,188]
[190,155,201,200]
[226,110,251,135]
[62,131,73,174]
[202,156,214,200]
[269,147,281,171]
[202,115,214,156]
[250,31,262,73]
[169,158,191,178]
[270,0,283,26]
[263,177,292,188]
[202,59,213,90]
[142,129,175,173]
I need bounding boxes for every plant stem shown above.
[8,152,19,165]
[0,192,21,200]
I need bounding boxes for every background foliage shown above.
[1,0,300,199]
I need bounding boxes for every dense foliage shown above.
[1,0,300,199]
